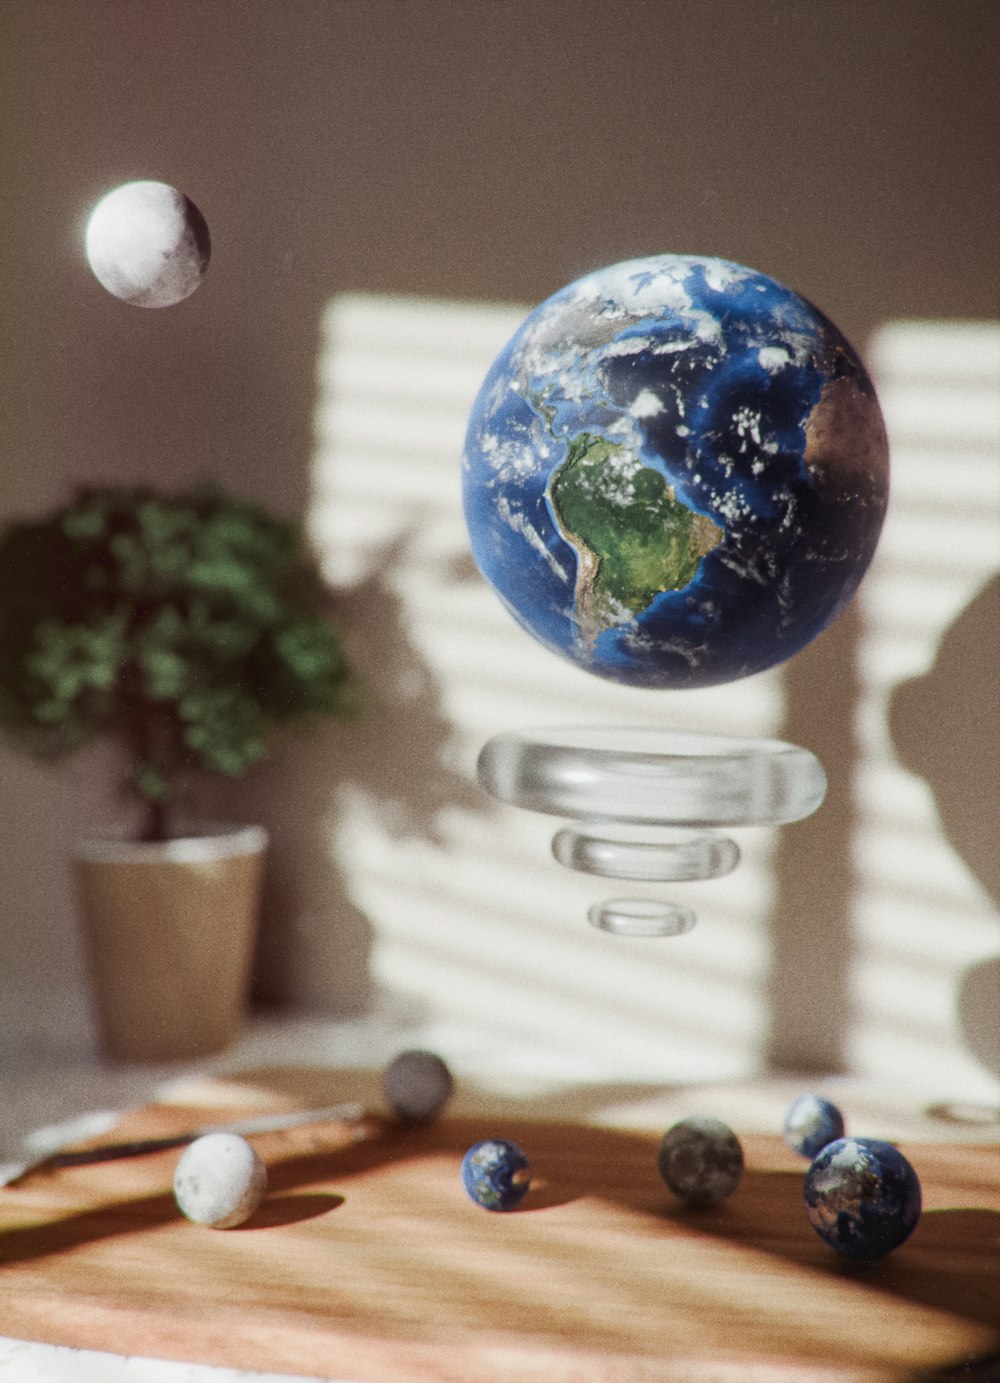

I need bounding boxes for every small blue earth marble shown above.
[461,1138,531,1212]
[804,1136,922,1261]
[783,1094,845,1159]
[657,1116,744,1206]
[462,255,889,689]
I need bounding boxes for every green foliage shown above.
[0,483,355,837]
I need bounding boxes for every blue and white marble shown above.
[460,1137,531,1211]
[463,255,889,689]
[803,1136,922,1260]
[783,1093,845,1159]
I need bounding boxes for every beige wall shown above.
[0,1,996,1075]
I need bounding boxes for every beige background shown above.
[0,1,997,1085]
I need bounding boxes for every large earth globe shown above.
[462,255,889,689]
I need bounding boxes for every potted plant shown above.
[0,482,354,1060]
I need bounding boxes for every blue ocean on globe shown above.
[462,255,889,689]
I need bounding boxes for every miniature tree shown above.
[0,483,354,841]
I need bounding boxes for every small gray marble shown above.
[657,1115,744,1206]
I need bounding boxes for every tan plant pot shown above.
[73,824,268,1062]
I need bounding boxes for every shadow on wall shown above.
[890,573,1000,1079]
[208,529,486,1017]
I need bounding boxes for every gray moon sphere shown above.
[85,180,210,307]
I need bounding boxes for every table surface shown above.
[1,1071,998,1383]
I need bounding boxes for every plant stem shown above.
[125,700,175,842]
[139,794,169,844]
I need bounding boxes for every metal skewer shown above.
[0,1100,366,1187]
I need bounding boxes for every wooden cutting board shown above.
[0,1100,997,1382]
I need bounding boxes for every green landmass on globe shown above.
[547,432,723,643]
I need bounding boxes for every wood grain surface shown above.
[0,1099,997,1382]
